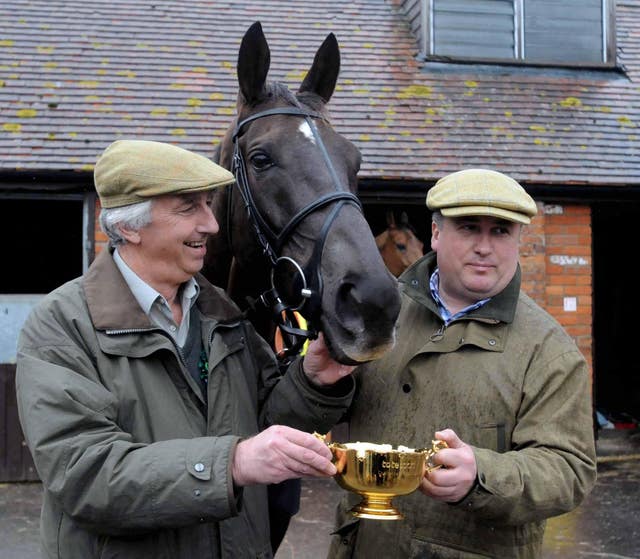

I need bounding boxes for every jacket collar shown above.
[399,252,521,324]
[83,248,243,331]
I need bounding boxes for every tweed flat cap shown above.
[427,168,537,224]
[94,139,235,208]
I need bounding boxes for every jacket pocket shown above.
[475,422,507,453]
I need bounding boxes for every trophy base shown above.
[350,496,404,520]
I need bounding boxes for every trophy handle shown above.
[418,439,448,472]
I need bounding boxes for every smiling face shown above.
[431,215,521,314]
[118,191,218,298]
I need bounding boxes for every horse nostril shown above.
[335,282,364,328]
[336,281,356,308]
[335,276,400,329]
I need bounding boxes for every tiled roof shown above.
[1,0,639,187]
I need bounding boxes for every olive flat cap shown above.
[94,139,235,208]
[427,168,537,224]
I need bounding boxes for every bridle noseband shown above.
[231,106,362,360]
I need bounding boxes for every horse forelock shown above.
[237,82,299,110]
[296,91,330,117]
[258,82,329,118]
[271,82,299,105]
[235,82,331,135]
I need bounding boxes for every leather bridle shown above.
[231,106,362,359]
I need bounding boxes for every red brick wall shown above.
[94,201,108,256]
[521,203,593,377]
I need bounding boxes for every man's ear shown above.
[118,224,142,245]
[431,220,440,250]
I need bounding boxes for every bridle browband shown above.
[230,106,362,360]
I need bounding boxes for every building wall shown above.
[521,203,593,376]
[94,200,594,374]
[94,205,108,256]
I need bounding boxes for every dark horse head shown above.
[203,22,401,365]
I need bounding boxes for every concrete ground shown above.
[2,429,639,559]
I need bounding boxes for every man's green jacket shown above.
[17,249,353,558]
[329,252,596,559]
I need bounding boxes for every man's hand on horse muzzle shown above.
[302,333,356,387]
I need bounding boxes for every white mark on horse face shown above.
[298,121,316,144]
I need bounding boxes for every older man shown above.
[329,169,597,559]
[16,139,355,558]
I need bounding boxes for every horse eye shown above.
[396,243,407,251]
[250,152,274,171]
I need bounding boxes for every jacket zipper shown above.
[105,327,156,335]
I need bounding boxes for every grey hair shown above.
[431,209,443,227]
[99,200,153,246]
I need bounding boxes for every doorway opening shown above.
[0,197,85,294]
[592,202,640,428]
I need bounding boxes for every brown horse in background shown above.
[376,211,424,277]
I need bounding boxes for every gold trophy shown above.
[317,435,447,520]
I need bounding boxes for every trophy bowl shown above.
[324,439,447,520]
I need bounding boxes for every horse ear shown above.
[386,211,396,228]
[237,21,271,105]
[399,211,418,235]
[298,33,340,103]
